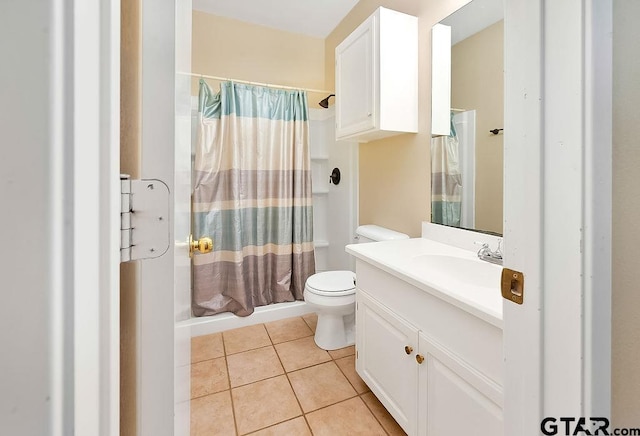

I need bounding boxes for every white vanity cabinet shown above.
[357,291,419,434]
[335,7,418,142]
[354,261,503,436]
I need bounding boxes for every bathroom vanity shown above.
[346,238,503,436]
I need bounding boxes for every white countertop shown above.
[346,238,504,328]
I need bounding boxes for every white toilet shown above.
[304,225,409,350]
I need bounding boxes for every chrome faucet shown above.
[475,241,503,266]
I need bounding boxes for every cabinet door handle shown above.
[416,354,425,364]
[404,345,413,355]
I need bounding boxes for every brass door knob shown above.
[190,235,213,257]
[416,354,425,364]
[404,346,413,355]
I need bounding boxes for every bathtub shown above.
[178,301,315,338]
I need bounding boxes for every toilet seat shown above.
[305,271,356,297]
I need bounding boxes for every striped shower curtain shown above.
[431,114,462,227]
[192,80,315,317]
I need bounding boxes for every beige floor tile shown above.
[361,392,407,436]
[223,324,272,355]
[328,345,355,360]
[264,317,313,344]
[335,355,369,394]
[231,375,302,435]
[301,313,317,333]
[191,357,230,399]
[192,333,225,363]
[191,390,236,436]
[287,361,357,413]
[274,336,331,372]
[227,346,284,387]
[246,417,311,436]
[305,397,387,436]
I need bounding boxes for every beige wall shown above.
[120,0,140,434]
[325,0,470,237]
[612,0,640,426]
[192,11,327,104]
[451,21,504,234]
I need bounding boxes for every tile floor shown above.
[190,313,407,436]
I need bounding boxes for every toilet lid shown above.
[306,271,356,296]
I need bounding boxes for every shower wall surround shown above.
[309,108,358,273]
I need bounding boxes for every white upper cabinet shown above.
[335,7,418,142]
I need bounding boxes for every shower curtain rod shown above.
[183,72,334,94]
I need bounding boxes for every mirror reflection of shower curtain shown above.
[431,113,463,227]
[192,79,316,317]
[453,110,476,229]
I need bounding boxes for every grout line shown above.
[221,331,228,356]
[300,394,360,419]
[332,354,367,396]
[270,330,315,346]
[189,355,231,401]
[190,334,226,364]
[190,386,232,402]
[359,392,394,436]
[229,368,284,390]
[263,322,275,346]
[225,344,285,389]
[270,320,310,433]
[282,356,334,375]
[301,312,317,333]
[280,358,305,406]
[233,320,307,435]
[243,416,309,436]
[222,334,241,436]
[190,354,225,365]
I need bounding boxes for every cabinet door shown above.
[417,333,503,436]
[335,14,376,138]
[356,291,418,435]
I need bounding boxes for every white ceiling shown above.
[192,0,360,38]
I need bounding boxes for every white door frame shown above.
[503,0,611,434]
[76,0,122,434]
[138,0,192,435]
[2,1,120,435]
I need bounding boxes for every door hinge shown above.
[120,174,170,262]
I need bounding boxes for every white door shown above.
[503,0,611,434]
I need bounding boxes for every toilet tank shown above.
[355,225,410,243]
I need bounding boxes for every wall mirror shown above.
[430,0,504,235]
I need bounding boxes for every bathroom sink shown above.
[409,254,502,290]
